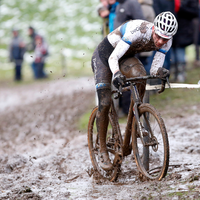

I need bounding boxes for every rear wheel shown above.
[88,106,123,181]
[132,103,169,180]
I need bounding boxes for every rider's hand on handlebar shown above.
[156,67,170,80]
[113,71,126,89]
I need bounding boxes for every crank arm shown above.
[144,141,159,147]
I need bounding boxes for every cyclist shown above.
[91,11,178,171]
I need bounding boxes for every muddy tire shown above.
[88,106,123,182]
[132,103,169,180]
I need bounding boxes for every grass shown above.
[79,110,94,132]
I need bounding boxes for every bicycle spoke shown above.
[132,104,169,180]
[88,107,123,181]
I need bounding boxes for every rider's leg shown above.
[91,48,113,171]
[96,88,113,170]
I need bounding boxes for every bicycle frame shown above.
[120,82,144,156]
[113,75,167,157]
[88,75,169,181]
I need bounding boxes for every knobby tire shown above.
[132,103,169,180]
[88,106,123,182]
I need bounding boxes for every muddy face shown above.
[152,30,169,48]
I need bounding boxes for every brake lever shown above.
[158,77,171,93]
[166,77,171,89]
[119,85,122,95]
[158,78,166,94]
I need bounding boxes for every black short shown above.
[91,37,114,90]
[91,48,112,90]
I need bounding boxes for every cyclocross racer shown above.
[91,11,178,171]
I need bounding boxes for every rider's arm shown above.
[150,39,172,75]
[108,21,141,74]
[150,52,166,75]
[108,40,130,74]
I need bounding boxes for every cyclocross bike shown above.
[88,75,170,182]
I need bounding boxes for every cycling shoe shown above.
[99,152,113,171]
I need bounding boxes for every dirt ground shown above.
[0,76,200,200]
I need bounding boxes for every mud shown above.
[0,77,200,200]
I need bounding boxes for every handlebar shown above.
[125,75,167,83]
[113,75,170,98]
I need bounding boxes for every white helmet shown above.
[154,11,178,39]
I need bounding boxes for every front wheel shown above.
[132,103,169,180]
[88,106,123,181]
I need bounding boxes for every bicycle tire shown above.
[88,106,123,182]
[132,103,169,180]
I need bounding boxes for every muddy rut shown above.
[0,77,200,200]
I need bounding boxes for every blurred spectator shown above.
[171,0,199,82]
[27,26,37,51]
[98,4,109,19]
[100,0,109,7]
[108,0,119,32]
[138,1,155,66]
[33,35,48,79]
[114,0,145,29]
[97,0,110,37]
[27,26,48,79]
[9,28,26,81]
[139,0,155,22]
[193,3,200,68]
[153,0,174,15]
[137,0,155,72]
[97,0,119,36]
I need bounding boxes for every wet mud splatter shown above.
[0,77,200,199]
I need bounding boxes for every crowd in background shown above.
[9,26,49,81]
[97,0,200,116]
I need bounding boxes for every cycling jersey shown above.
[105,19,172,75]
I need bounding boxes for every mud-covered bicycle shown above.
[88,75,170,182]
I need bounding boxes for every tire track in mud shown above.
[0,77,200,199]
[0,77,95,199]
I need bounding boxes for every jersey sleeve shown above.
[108,39,130,74]
[150,39,172,75]
[108,22,139,74]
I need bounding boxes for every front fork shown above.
[131,84,150,170]
[131,84,156,147]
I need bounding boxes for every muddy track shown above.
[0,77,200,200]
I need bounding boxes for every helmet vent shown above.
[154,11,178,38]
